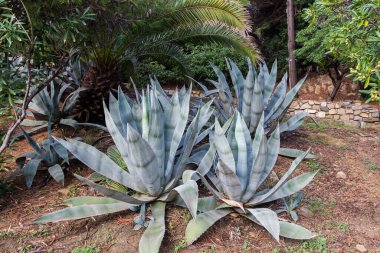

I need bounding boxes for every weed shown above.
[174,239,187,252]
[0,230,23,239]
[72,246,101,253]
[20,244,33,253]
[306,160,328,173]
[241,240,250,252]
[336,145,351,151]
[68,184,80,197]
[307,198,336,216]
[336,222,351,233]
[202,245,217,253]
[181,211,192,223]
[28,226,50,237]
[362,158,380,171]
[167,221,174,232]
[282,237,328,253]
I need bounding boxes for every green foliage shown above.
[276,192,303,222]
[72,246,100,253]
[297,0,380,103]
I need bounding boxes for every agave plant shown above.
[21,79,85,134]
[33,85,215,253]
[12,121,69,188]
[198,58,315,136]
[185,113,317,245]
[276,192,303,222]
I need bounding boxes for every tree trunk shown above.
[286,0,297,89]
[328,65,349,101]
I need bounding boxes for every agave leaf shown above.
[263,60,278,107]
[279,112,310,133]
[234,113,250,189]
[141,91,149,140]
[33,202,132,223]
[270,75,307,121]
[241,58,255,124]
[185,208,232,245]
[21,119,48,127]
[74,174,144,205]
[20,128,47,160]
[118,86,138,133]
[214,119,236,172]
[59,118,79,129]
[108,93,125,136]
[227,59,244,111]
[249,77,264,133]
[48,164,64,186]
[216,160,242,201]
[52,142,69,163]
[139,201,166,253]
[196,143,216,178]
[64,196,123,206]
[107,145,127,170]
[55,138,140,192]
[173,196,217,213]
[279,221,316,240]
[279,148,317,159]
[125,126,162,196]
[259,171,319,204]
[264,73,287,121]
[256,125,280,189]
[211,64,233,100]
[246,208,280,242]
[23,158,43,189]
[249,149,311,205]
[171,179,198,218]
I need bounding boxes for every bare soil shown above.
[0,120,379,253]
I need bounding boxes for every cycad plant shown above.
[33,85,215,253]
[70,0,258,121]
[198,58,313,135]
[11,120,69,188]
[185,113,317,245]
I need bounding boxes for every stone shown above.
[314,101,321,105]
[307,109,317,114]
[299,207,314,218]
[338,108,346,114]
[329,109,337,114]
[312,105,320,110]
[354,116,362,121]
[308,100,315,105]
[335,104,341,109]
[315,85,321,95]
[326,115,333,119]
[269,171,279,182]
[355,244,367,252]
[352,105,362,110]
[300,103,311,109]
[321,102,327,107]
[336,171,347,179]
[321,106,329,112]
[316,111,326,118]
[372,111,379,118]
[346,109,354,114]
[341,115,350,121]
[333,115,340,120]
[354,110,361,115]
[360,113,369,118]
[327,103,335,109]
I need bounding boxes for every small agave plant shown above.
[185,113,318,245]
[20,79,86,135]
[33,85,214,253]
[12,121,69,188]
[198,58,314,135]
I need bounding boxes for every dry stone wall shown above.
[289,100,380,126]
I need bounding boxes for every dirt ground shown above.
[0,119,379,253]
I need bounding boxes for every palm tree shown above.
[71,0,260,122]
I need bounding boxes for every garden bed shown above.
[0,120,379,253]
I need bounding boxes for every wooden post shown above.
[287,0,297,89]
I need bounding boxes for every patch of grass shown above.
[174,239,187,252]
[201,245,217,253]
[0,230,23,239]
[336,144,351,151]
[308,134,330,145]
[28,226,50,237]
[336,222,351,233]
[167,221,174,232]
[20,244,33,253]
[307,198,336,216]
[72,246,101,253]
[282,237,328,253]
[68,184,80,197]
[241,240,250,252]
[306,160,328,173]
[362,158,380,171]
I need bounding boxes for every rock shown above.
[329,109,337,114]
[312,105,320,110]
[346,109,354,114]
[321,106,329,112]
[338,108,346,114]
[341,115,350,121]
[316,111,326,118]
[355,244,367,252]
[354,110,361,115]
[321,102,327,107]
[315,86,321,95]
[336,171,347,179]
[308,100,315,105]
[269,171,279,182]
[307,109,317,114]
[333,115,340,120]
[327,103,335,109]
[299,207,314,218]
[301,103,311,109]
[360,113,369,118]
[335,104,341,109]
[372,111,379,118]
